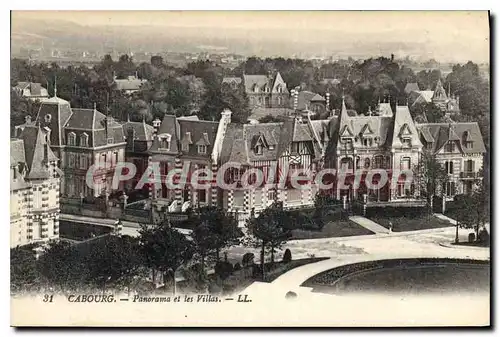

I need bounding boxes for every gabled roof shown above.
[150,114,179,154]
[243,74,270,93]
[432,78,447,101]
[417,123,486,154]
[177,119,218,159]
[296,91,325,110]
[18,125,58,180]
[412,90,434,105]
[14,82,48,97]
[222,77,242,85]
[404,82,420,94]
[391,105,422,148]
[122,121,155,142]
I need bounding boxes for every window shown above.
[268,189,276,201]
[465,159,475,172]
[276,85,282,93]
[254,85,259,93]
[401,157,411,170]
[114,152,119,166]
[277,96,282,105]
[364,158,370,169]
[291,142,300,154]
[182,143,189,152]
[67,132,76,146]
[355,156,361,169]
[79,155,88,170]
[44,114,52,123]
[401,138,411,147]
[445,161,454,175]
[80,133,89,147]
[465,141,473,149]
[340,157,353,170]
[198,189,206,203]
[445,141,455,152]
[426,142,433,150]
[445,181,456,197]
[198,145,207,154]
[374,155,384,169]
[363,138,372,147]
[159,134,171,151]
[255,145,263,155]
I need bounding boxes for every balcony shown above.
[460,171,480,179]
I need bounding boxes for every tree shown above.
[11,247,39,292]
[138,222,194,293]
[190,207,243,267]
[36,241,88,291]
[415,152,449,212]
[245,202,293,280]
[83,235,143,292]
[453,180,489,241]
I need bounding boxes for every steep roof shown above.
[432,78,447,101]
[295,91,325,110]
[150,114,180,155]
[122,121,155,142]
[37,95,73,146]
[10,139,26,166]
[243,74,271,93]
[177,119,219,159]
[222,77,242,85]
[404,82,420,94]
[19,125,58,180]
[417,122,486,154]
[391,105,422,149]
[412,90,434,105]
[15,82,48,97]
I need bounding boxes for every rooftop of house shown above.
[113,76,148,91]
[416,122,486,154]
[14,82,49,97]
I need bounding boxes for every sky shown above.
[11,11,490,62]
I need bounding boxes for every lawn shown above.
[369,215,452,232]
[291,220,374,239]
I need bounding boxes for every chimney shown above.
[326,92,330,113]
[293,88,299,110]
[152,118,161,135]
[25,115,32,124]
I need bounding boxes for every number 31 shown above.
[42,294,54,303]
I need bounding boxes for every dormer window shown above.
[276,84,282,93]
[401,138,411,147]
[253,84,259,93]
[182,143,189,152]
[445,141,455,152]
[362,138,373,147]
[159,133,172,151]
[426,141,433,150]
[198,145,207,154]
[462,131,473,149]
[80,133,89,147]
[255,144,263,155]
[68,132,76,146]
[44,114,52,123]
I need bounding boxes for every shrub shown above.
[214,261,233,281]
[233,263,242,271]
[468,232,476,243]
[242,253,255,267]
[283,249,292,264]
[478,229,490,245]
[208,282,222,294]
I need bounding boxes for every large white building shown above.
[10,124,61,247]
